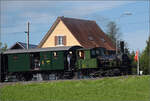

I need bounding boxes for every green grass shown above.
[0,75,150,101]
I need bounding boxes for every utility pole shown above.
[27,22,29,49]
[25,22,30,49]
[116,40,119,54]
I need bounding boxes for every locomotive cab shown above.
[90,47,105,58]
[66,46,82,71]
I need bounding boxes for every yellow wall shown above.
[42,20,81,48]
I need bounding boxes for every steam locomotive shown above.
[0,41,131,82]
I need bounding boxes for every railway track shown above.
[0,77,103,88]
[0,75,132,88]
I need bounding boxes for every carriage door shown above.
[67,51,76,71]
[30,52,40,70]
[52,51,64,70]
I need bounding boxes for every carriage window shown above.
[44,55,47,59]
[13,56,18,60]
[53,52,57,57]
[96,50,100,55]
[79,51,84,59]
[91,50,96,56]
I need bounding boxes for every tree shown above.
[106,21,129,55]
[140,36,150,74]
[0,42,7,52]
[106,21,121,45]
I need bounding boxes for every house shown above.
[38,16,115,51]
[10,42,37,49]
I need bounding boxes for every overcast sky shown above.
[0,1,149,52]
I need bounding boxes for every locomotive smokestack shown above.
[120,41,124,53]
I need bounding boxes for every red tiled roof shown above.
[38,16,116,51]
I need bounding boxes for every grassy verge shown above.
[0,75,150,101]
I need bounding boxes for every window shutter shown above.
[63,36,66,45]
[55,36,58,46]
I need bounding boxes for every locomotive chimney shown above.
[120,41,124,53]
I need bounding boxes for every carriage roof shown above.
[4,46,82,54]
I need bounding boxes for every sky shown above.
[0,0,149,52]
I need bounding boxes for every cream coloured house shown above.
[38,16,115,51]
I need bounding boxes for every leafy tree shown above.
[106,21,131,55]
[106,21,121,45]
[0,42,7,52]
[140,36,150,74]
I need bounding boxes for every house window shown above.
[58,36,63,45]
[55,36,66,46]
[88,35,94,41]
[100,38,105,42]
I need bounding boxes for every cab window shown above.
[78,50,84,59]
[91,49,96,58]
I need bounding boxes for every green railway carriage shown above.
[0,52,2,82]
[8,53,30,72]
[0,52,8,82]
[4,46,80,72]
[40,51,65,70]
[2,46,82,81]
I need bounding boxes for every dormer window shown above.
[88,36,94,41]
[100,38,105,42]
